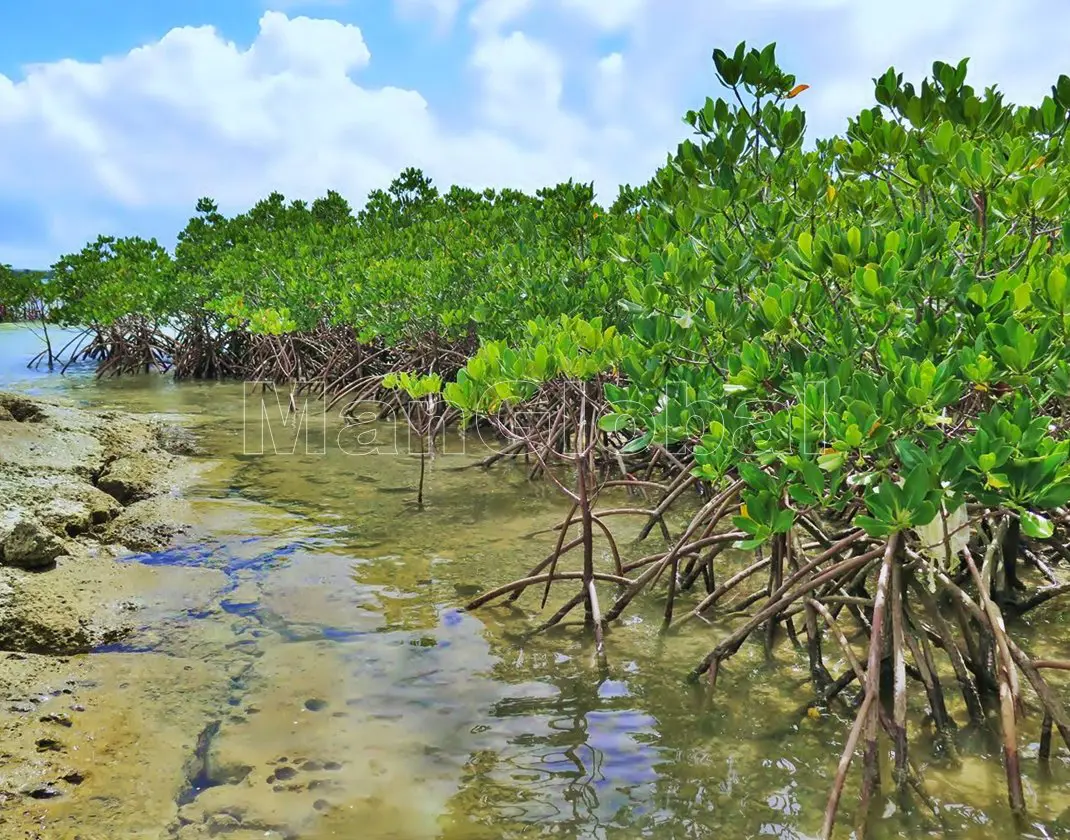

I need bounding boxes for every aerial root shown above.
[447,390,1068,838]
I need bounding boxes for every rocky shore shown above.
[0,390,205,654]
[0,389,386,840]
[0,391,233,836]
[5,388,498,839]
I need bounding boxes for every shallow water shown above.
[1,323,1068,839]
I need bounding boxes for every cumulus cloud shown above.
[0,1,1068,267]
[470,32,566,136]
[593,53,626,115]
[468,0,534,35]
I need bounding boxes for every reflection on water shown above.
[1,324,1068,839]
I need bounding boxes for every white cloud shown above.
[470,32,566,137]
[252,10,371,74]
[594,52,625,114]
[468,0,533,35]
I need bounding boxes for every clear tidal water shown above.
[1,323,1068,839]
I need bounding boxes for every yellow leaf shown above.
[973,383,989,392]
[986,473,1010,489]
[826,184,837,203]
[786,84,811,99]
[1029,155,1047,170]
[807,706,821,720]
[739,503,750,520]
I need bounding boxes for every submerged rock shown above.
[25,784,62,799]
[0,650,230,836]
[207,812,242,831]
[106,496,194,552]
[156,422,203,456]
[0,554,127,654]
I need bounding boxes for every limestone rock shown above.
[156,421,203,456]
[0,511,64,569]
[1,471,124,538]
[0,393,45,423]
[106,496,192,552]
[97,451,175,504]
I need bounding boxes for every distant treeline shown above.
[0,266,50,322]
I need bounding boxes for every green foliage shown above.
[49,236,175,326]
[19,42,1070,545]
[37,170,619,348]
[592,42,1070,545]
[445,315,624,417]
[0,265,49,321]
[382,370,442,399]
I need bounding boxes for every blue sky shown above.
[1,0,1066,269]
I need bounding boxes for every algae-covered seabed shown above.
[0,325,1067,839]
